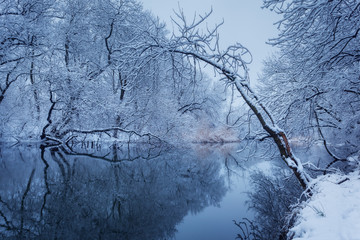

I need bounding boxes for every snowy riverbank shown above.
[289,164,360,240]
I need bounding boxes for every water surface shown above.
[0,142,277,239]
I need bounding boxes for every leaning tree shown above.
[141,9,313,190]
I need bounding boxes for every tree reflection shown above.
[0,144,226,239]
[235,168,302,240]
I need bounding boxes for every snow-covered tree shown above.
[260,0,360,163]
[0,0,223,142]
[134,9,312,189]
[0,0,57,139]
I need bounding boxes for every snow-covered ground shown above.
[289,166,360,240]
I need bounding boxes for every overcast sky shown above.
[140,0,280,82]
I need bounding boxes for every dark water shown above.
[0,141,289,239]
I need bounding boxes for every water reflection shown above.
[0,143,228,239]
[234,169,303,240]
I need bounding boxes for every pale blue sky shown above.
[140,0,280,82]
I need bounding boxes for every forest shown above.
[0,0,359,239]
[0,0,235,145]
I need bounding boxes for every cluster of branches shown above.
[264,0,360,70]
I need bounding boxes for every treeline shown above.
[0,0,232,143]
